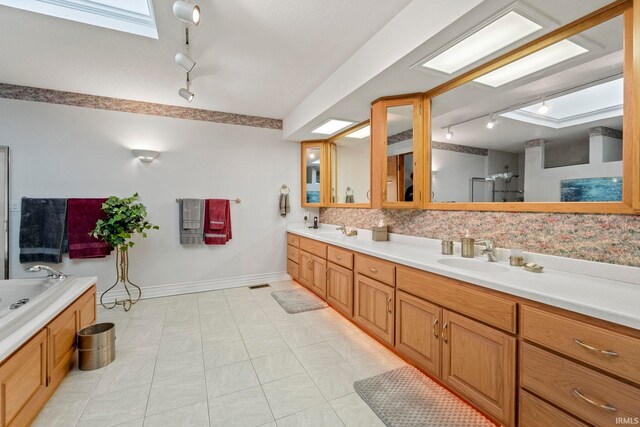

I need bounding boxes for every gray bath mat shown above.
[354,366,493,427]
[271,289,328,314]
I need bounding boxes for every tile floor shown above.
[33,280,405,427]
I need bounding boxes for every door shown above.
[326,262,353,317]
[395,291,441,377]
[298,250,313,288]
[442,310,516,426]
[310,255,327,299]
[354,274,394,345]
[0,329,47,427]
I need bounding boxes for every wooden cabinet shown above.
[519,390,589,427]
[298,250,313,288]
[287,259,299,280]
[0,329,48,427]
[47,306,77,389]
[327,246,353,270]
[354,274,395,345]
[395,291,441,377]
[442,310,516,426]
[287,245,299,263]
[310,255,327,299]
[326,262,353,317]
[77,287,97,331]
[355,254,395,286]
[287,233,300,248]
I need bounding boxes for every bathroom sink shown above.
[437,258,510,273]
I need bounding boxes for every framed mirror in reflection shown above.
[328,121,371,206]
[387,106,415,202]
[302,142,322,206]
[429,12,629,208]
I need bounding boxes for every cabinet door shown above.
[77,287,97,330]
[354,274,394,345]
[395,291,441,377]
[298,250,313,288]
[310,255,327,299]
[0,329,47,427]
[442,310,516,426]
[326,262,353,317]
[47,303,78,389]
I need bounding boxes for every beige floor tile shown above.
[329,393,385,427]
[244,335,290,359]
[307,362,359,400]
[208,386,274,427]
[32,399,87,427]
[275,402,343,427]
[280,326,325,349]
[262,373,326,419]
[205,360,259,398]
[251,351,305,384]
[143,401,209,427]
[202,339,249,369]
[293,342,345,371]
[78,384,150,427]
[146,371,207,416]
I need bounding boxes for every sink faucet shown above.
[25,265,67,279]
[336,224,357,237]
[476,240,498,262]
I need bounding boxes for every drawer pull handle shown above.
[573,389,618,412]
[308,260,313,269]
[369,268,379,273]
[335,255,343,260]
[442,322,448,343]
[574,339,619,357]
[433,319,439,338]
[386,297,392,313]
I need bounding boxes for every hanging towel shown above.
[180,199,204,244]
[204,199,232,245]
[345,194,355,203]
[279,193,290,217]
[67,198,112,259]
[19,198,67,264]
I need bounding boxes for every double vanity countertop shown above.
[287,224,640,330]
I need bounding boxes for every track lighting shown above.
[132,149,160,163]
[179,87,194,102]
[173,1,201,26]
[175,52,196,72]
[538,101,549,114]
[486,115,497,129]
[445,127,453,140]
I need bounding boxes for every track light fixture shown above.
[173,1,201,26]
[445,126,453,140]
[179,73,194,102]
[538,101,549,114]
[176,52,196,73]
[486,114,497,129]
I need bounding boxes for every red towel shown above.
[67,198,112,259]
[204,199,232,245]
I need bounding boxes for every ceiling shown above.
[0,0,412,119]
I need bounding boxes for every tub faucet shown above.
[25,265,67,279]
[336,224,357,237]
[476,240,498,262]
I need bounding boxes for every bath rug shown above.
[354,366,493,427]
[271,289,328,314]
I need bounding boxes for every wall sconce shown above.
[132,149,160,163]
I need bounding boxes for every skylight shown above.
[421,11,542,74]
[347,125,371,139]
[474,40,588,87]
[312,119,356,135]
[500,78,623,129]
[0,0,158,38]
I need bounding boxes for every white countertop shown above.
[288,224,640,330]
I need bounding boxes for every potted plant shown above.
[91,193,159,311]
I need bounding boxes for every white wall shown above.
[1,98,309,294]
[431,149,487,202]
[335,140,370,203]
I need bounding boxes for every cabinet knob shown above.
[335,255,343,260]
[369,268,379,273]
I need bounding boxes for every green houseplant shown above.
[91,193,159,311]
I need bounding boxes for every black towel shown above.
[19,198,67,264]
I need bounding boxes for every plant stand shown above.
[100,246,142,311]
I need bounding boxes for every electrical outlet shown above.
[9,200,20,212]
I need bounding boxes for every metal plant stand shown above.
[100,246,141,311]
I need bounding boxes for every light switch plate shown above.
[9,200,20,212]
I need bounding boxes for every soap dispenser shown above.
[461,229,475,258]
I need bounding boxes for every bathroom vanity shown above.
[286,227,640,427]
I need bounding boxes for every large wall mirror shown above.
[0,147,7,278]
[328,121,371,207]
[426,3,636,213]
[301,141,324,207]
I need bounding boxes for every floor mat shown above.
[271,288,328,314]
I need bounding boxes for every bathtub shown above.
[0,276,96,361]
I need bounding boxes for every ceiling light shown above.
[309,153,316,159]
[347,125,371,139]
[179,87,194,102]
[474,40,588,87]
[445,127,453,140]
[486,115,497,129]
[422,11,542,74]
[132,149,160,163]
[312,119,356,135]
[538,101,549,114]
[173,1,200,25]
[175,52,196,72]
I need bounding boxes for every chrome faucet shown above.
[25,265,67,279]
[476,240,498,262]
[336,224,357,237]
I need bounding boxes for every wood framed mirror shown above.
[424,0,638,214]
[301,141,325,207]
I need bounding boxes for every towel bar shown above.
[176,198,241,204]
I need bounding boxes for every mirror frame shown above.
[422,0,638,214]
[325,120,372,208]
[301,140,326,207]
[371,94,424,209]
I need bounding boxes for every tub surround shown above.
[288,224,640,329]
[320,208,640,267]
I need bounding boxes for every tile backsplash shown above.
[320,208,640,267]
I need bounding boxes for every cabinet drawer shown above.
[521,343,640,427]
[520,390,588,427]
[287,259,299,280]
[287,233,300,248]
[287,245,300,263]
[522,305,640,384]
[355,254,395,286]
[397,267,516,333]
[327,246,353,270]
[299,237,327,258]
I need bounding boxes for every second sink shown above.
[437,258,510,273]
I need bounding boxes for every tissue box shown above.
[372,226,388,241]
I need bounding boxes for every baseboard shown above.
[99,271,292,303]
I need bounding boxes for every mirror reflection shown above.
[430,16,624,203]
[329,124,371,204]
[305,146,321,203]
[387,105,415,202]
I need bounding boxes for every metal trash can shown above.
[77,322,116,371]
